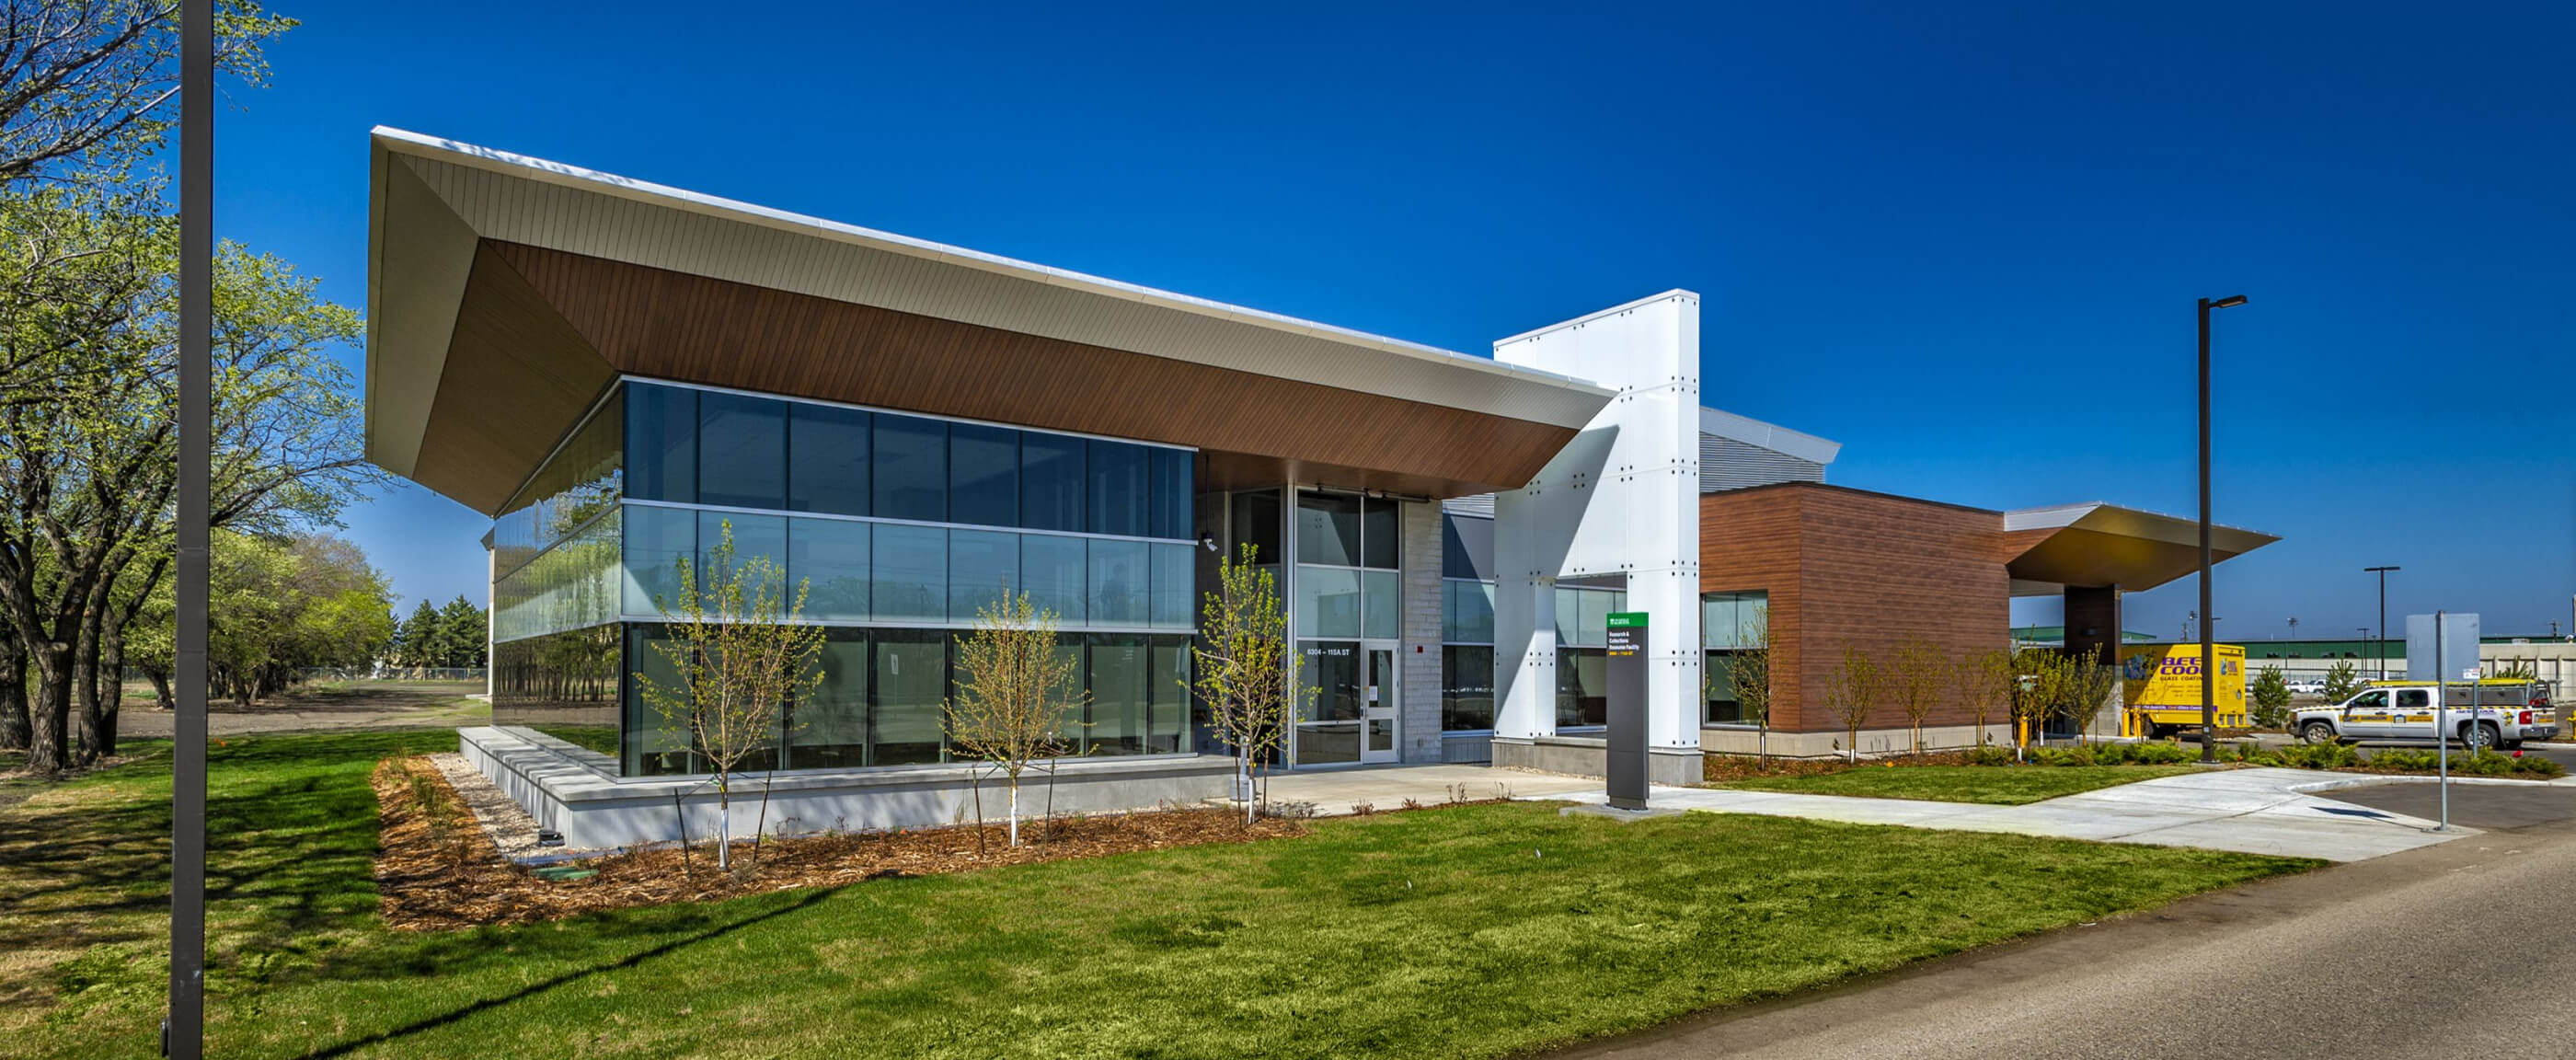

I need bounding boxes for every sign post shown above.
[1605,612,1650,811]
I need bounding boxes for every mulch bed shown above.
[371,755,1306,931]
[1699,750,1978,783]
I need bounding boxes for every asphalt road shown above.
[1558,782,2576,1060]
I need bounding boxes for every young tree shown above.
[1950,648,2013,747]
[1825,644,1880,763]
[2008,648,2068,760]
[1720,604,1774,762]
[1193,544,1307,824]
[2248,667,2293,731]
[634,522,825,871]
[2061,651,2119,745]
[1889,638,1944,755]
[2319,658,2364,703]
[946,591,1084,847]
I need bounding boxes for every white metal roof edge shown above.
[366,128,1616,407]
[1489,288,1701,350]
[1697,406,1841,466]
[2004,501,2281,544]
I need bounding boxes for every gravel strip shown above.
[426,752,544,860]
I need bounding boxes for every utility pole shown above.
[2364,566,2399,679]
[2198,294,2246,763]
[165,2,211,1056]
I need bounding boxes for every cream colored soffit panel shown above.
[369,128,1615,428]
[364,147,481,476]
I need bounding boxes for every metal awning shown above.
[2002,502,2279,596]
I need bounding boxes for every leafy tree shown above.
[1193,544,1306,824]
[1950,648,2013,747]
[202,532,392,705]
[1825,644,1880,763]
[946,591,1083,848]
[634,521,824,872]
[1889,638,1943,755]
[2061,651,2119,745]
[2008,648,2069,760]
[0,0,293,182]
[436,594,486,667]
[2249,667,2293,730]
[2319,658,2364,703]
[0,187,375,768]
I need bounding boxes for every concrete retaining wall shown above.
[1490,734,1700,786]
[460,726,1237,851]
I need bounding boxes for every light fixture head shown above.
[2209,294,2248,309]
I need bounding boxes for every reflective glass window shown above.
[1020,433,1085,533]
[788,631,868,770]
[696,391,786,510]
[1229,491,1281,566]
[1297,566,1362,639]
[1149,542,1195,629]
[1296,492,1361,567]
[1363,570,1399,640]
[789,517,869,622]
[1149,637,1190,753]
[1087,635,1147,755]
[949,423,1018,528]
[1087,440,1148,536]
[788,402,870,516]
[1295,641,1362,765]
[1444,581,1495,644]
[1558,647,1608,727]
[1148,448,1192,540]
[872,415,948,523]
[1443,645,1496,731]
[1088,538,1148,626]
[625,383,696,502]
[1362,499,1398,570]
[870,630,947,765]
[871,523,948,621]
[1021,534,1087,626]
[696,511,787,601]
[621,504,696,616]
[949,529,1019,622]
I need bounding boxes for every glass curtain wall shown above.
[1440,513,1497,732]
[606,380,1200,778]
[1293,490,1402,765]
[491,389,625,749]
[1553,581,1628,728]
[1703,590,1770,724]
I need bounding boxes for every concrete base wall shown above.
[1490,735,1700,786]
[1696,723,2012,759]
[461,726,1236,851]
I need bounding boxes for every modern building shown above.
[364,129,2279,846]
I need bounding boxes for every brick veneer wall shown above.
[1701,483,2011,735]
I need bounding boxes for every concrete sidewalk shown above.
[1550,767,2471,861]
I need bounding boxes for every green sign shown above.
[1606,612,1649,629]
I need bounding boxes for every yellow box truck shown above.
[2119,644,2248,738]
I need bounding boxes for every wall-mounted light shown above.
[1200,533,1219,553]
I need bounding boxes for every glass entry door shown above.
[1361,641,1399,764]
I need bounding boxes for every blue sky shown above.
[218,1,2576,639]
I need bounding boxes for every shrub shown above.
[2123,742,2196,765]
[2367,748,2440,771]
[2262,743,2359,770]
[1968,744,2017,767]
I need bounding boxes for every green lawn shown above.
[1716,764,2207,805]
[3,732,2309,1060]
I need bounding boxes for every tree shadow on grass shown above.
[301,886,841,1059]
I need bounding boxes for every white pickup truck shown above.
[2293,680,2558,750]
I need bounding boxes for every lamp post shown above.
[167,1,211,1056]
[2364,566,2399,679]
[2198,294,2247,762]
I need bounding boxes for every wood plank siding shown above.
[420,241,1579,513]
[1702,483,2011,735]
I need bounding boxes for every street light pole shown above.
[2199,294,2246,763]
[166,0,210,1056]
[2364,566,2400,679]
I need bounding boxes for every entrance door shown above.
[1362,641,1399,764]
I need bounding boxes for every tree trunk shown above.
[73,600,106,766]
[716,782,732,871]
[0,636,26,752]
[97,626,124,755]
[1006,779,1020,847]
[144,666,172,712]
[24,639,72,773]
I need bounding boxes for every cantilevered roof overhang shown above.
[2001,502,2280,596]
[364,128,1616,515]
